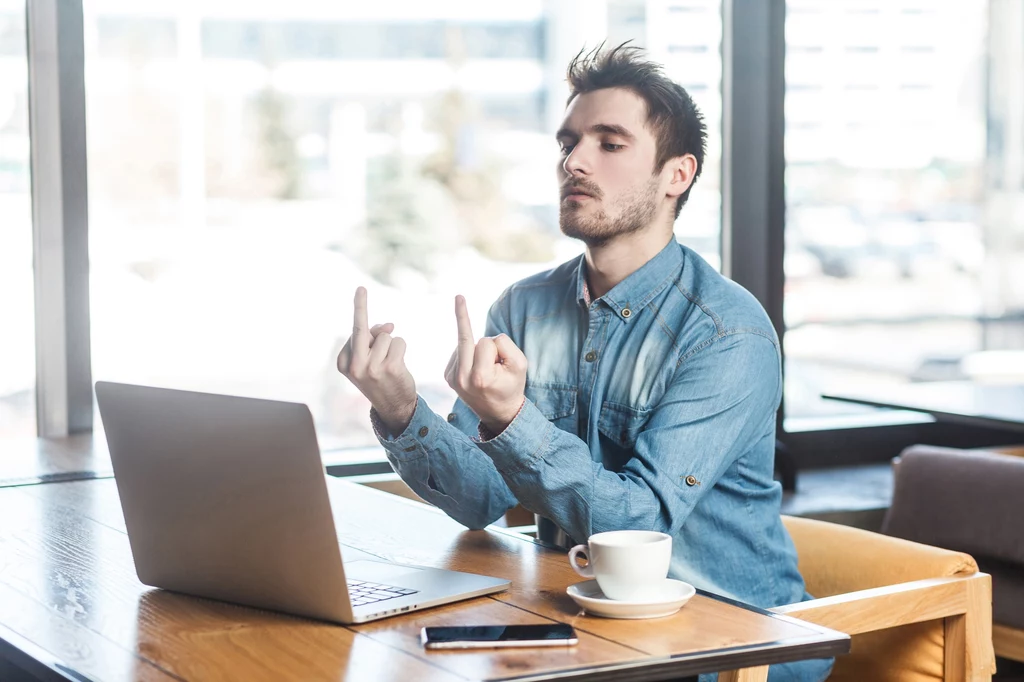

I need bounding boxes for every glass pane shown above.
[0,1,35,439]
[86,1,722,453]
[784,1,1024,423]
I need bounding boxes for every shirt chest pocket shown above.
[597,401,651,451]
[525,383,577,429]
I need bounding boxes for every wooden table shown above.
[824,381,1024,434]
[0,477,848,682]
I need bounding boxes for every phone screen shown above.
[421,624,578,649]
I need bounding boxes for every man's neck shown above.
[584,228,673,300]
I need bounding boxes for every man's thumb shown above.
[493,334,525,370]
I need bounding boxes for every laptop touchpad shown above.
[345,560,426,582]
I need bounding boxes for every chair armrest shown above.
[775,572,995,680]
[773,573,986,635]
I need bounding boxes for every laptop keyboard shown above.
[347,579,419,608]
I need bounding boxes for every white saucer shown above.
[566,579,696,619]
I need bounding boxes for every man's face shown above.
[556,87,665,246]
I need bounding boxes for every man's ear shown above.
[664,154,698,199]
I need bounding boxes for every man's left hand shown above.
[444,295,527,435]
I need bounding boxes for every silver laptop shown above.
[95,381,510,624]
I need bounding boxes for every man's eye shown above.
[603,143,624,151]
[559,143,575,155]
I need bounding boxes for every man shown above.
[338,44,831,682]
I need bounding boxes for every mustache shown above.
[560,180,602,199]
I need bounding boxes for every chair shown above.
[883,444,1024,667]
[764,516,994,682]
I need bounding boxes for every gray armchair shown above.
[882,444,1024,664]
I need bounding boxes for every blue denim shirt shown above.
[376,239,832,682]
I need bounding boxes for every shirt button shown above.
[684,475,698,487]
[446,413,456,423]
[584,350,597,362]
[418,426,429,438]
[621,307,632,318]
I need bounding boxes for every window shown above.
[783,0,1024,422]
[84,0,723,454]
[0,1,34,439]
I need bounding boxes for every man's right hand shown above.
[337,287,417,436]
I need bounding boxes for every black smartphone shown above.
[420,623,579,650]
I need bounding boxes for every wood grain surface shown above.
[0,476,848,681]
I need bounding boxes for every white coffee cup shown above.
[568,530,672,601]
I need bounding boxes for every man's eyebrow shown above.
[591,123,636,140]
[555,124,636,141]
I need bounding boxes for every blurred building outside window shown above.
[783,0,1024,424]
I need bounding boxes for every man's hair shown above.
[566,42,707,218]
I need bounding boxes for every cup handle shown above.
[568,544,594,578]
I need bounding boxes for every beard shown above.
[559,175,661,247]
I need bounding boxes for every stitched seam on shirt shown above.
[526,380,578,391]
[673,280,724,334]
[675,328,779,368]
[496,288,514,332]
[634,266,680,313]
[582,310,609,400]
[388,450,426,464]
[603,243,681,316]
[653,307,678,342]
[503,421,554,474]
[740,455,780,599]
[571,486,592,538]
[525,305,575,323]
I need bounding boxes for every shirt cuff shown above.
[476,397,527,442]
[370,396,441,462]
[477,398,552,474]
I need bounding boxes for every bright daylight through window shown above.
[82,0,722,453]
[783,0,1024,423]
[0,0,34,439]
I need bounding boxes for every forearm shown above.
[477,401,678,542]
[373,397,518,530]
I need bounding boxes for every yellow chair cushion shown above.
[781,516,979,682]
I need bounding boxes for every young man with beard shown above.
[337,44,832,682]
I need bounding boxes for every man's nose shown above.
[562,142,592,176]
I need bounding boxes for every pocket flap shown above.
[525,384,577,420]
[598,401,650,449]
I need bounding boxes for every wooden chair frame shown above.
[723,572,994,682]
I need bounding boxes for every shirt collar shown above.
[574,238,684,321]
